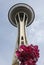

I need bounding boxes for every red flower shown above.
[16,44,40,65]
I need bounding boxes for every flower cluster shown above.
[16,44,39,65]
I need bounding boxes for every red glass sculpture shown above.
[16,44,39,65]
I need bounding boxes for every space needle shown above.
[8,3,35,65]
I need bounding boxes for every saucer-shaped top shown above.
[8,3,35,27]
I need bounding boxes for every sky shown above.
[0,0,44,65]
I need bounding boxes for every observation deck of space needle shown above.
[8,3,39,65]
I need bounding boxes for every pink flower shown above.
[16,44,40,65]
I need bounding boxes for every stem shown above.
[17,13,27,47]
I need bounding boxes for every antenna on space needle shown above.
[8,3,35,65]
